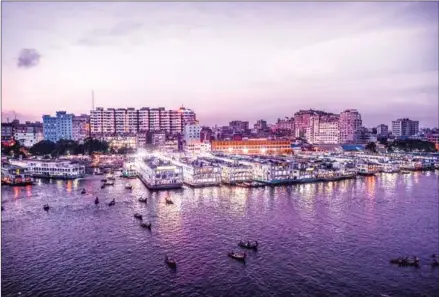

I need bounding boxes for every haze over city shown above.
[2,2,438,127]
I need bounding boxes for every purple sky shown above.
[2,2,438,127]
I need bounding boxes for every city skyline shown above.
[2,2,438,127]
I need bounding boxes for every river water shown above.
[2,172,439,297]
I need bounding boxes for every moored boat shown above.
[43,204,50,211]
[81,188,86,194]
[138,197,147,203]
[134,213,143,220]
[108,199,115,206]
[165,197,174,204]
[125,184,133,190]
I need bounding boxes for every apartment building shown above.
[392,118,419,137]
[42,111,74,142]
[339,109,362,144]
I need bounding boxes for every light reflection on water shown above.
[1,172,438,297]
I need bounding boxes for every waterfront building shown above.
[135,155,183,190]
[9,159,86,179]
[42,111,74,142]
[211,139,292,155]
[72,114,90,142]
[339,109,362,144]
[122,162,137,178]
[392,118,419,137]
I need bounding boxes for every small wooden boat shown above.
[165,255,177,268]
[138,197,147,203]
[106,174,116,181]
[101,184,106,189]
[94,197,99,205]
[134,213,143,220]
[43,204,50,211]
[165,198,174,205]
[140,222,151,229]
[101,178,107,182]
[238,240,258,250]
[125,184,133,190]
[108,199,115,207]
[1,206,4,211]
[401,170,411,174]
[390,256,419,267]
[228,251,246,262]
[81,188,86,194]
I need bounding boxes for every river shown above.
[2,172,438,296]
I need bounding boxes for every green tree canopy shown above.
[29,140,56,156]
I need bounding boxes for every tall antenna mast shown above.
[92,90,95,110]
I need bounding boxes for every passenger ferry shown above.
[382,162,400,173]
[135,156,183,190]
[218,160,253,185]
[356,163,378,176]
[179,158,221,187]
[251,159,297,185]
[1,164,34,186]
[122,162,137,178]
[9,159,86,179]
[317,168,356,181]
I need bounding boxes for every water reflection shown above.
[66,180,73,193]
[13,187,21,199]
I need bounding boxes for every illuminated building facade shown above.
[211,139,292,155]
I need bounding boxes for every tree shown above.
[29,140,56,156]
[83,138,109,154]
[365,142,377,153]
[54,139,78,155]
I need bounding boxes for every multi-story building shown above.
[229,120,249,132]
[90,107,104,135]
[276,117,295,132]
[169,109,183,134]
[102,108,116,134]
[138,108,150,132]
[72,114,90,142]
[14,122,44,147]
[115,108,128,134]
[178,106,197,126]
[314,115,340,144]
[339,109,362,144]
[1,123,15,143]
[126,108,139,133]
[184,123,202,143]
[254,119,268,131]
[43,111,74,142]
[200,127,213,142]
[90,106,196,137]
[294,109,327,139]
[392,118,419,137]
[376,124,389,138]
[211,139,292,155]
[149,108,162,131]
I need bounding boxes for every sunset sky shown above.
[2,2,438,127]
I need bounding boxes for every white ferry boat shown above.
[135,156,183,190]
[179,158,221,187]
[122,162,137,178]
[356,163,378,176]
[1,164,34,186]
[9,159,86,179]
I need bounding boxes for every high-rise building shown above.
[339,109,362,144]
[90,106,196,137]
[72,114,90,142]
[178,106,196,126]
[391,118,419,137]
[42,111,74,142]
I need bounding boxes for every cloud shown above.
[77,22,143,46]
[17,48,41,68]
